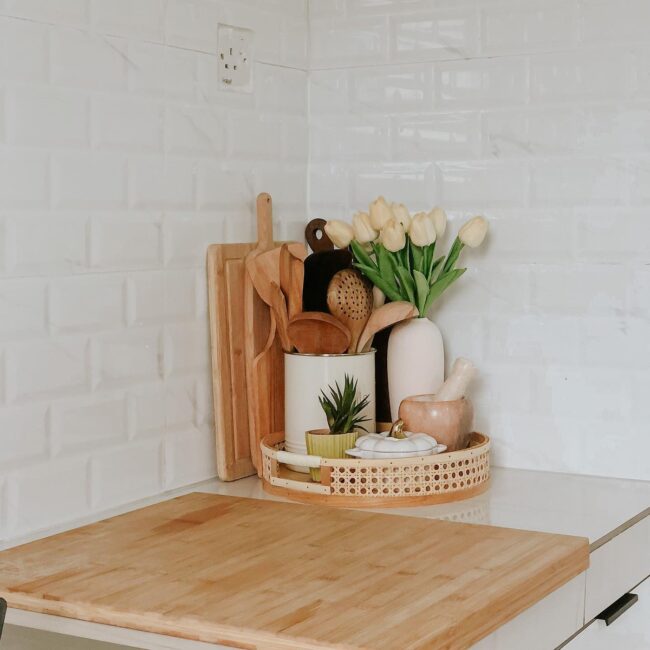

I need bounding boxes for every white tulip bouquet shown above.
[324,197,488,317]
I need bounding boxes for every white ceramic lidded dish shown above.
[284,350,376,473]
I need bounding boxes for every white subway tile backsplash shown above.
[0,17,49,83]
[394,112,481,161]
[532,265,628,316]
[530,158,629,206]
[481,1,578,56]
[12,212,87,275]
[438,161,527,208]
[0,150,49,208]
[165,0,219,53]
[52,392,127,453]
[93,328,162,388]
[349,63,433,113]
[436,56,528,108]
[311,115,391,162]
[53,152,127,209]
[484,315,582,365]
[164,427,216,488]
[51,28,127,91]
[482,107,578,158]
[0,0,647,541]
[91,440,162,509]
[165,105,227,156]
[310,16,388,68]
[0,404,48,468]
[129,382,166,437]
[7,456,90,537]
[579,0,650,44]
[0,0,309,543]
[530,49,631,102]
[575,209,650,262]
[390,8,479,62]
[164,215,224,267]
[7,86,89,148]
[91,0,164,42]
[163,321,209,377]
[49,275,125,333]
[130,157,194,209]
[4,0,89,26]
[0,279,47,338]
[196,163,253,211]
[91,215,162,270]
[351,163,435,209]
[92,95,164,152]
[9,337,89,401]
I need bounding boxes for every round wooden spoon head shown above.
[326,269,373,353]
[287,312,351,355]
[356,301,419,353]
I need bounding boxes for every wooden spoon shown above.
[326,269,373,353]
[280,244,304,319]
[356,301,419,353]
[287,312,351,355]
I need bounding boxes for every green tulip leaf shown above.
[395,265,416,304]
[413,269,429,316]
[353,263,404,302]
[350,240,376,270]
[424,268,466,314]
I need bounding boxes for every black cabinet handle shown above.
[596,592,638,626]
[0,597,6,640]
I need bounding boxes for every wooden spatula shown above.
[244,193,282,472]
[303,219,352,313]
[356,301,419,353]
[280,243,305,319]
[327,269,373,353]
[287,312,351,355]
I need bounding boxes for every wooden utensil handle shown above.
[256,193,273,248]
[305,218,333,253]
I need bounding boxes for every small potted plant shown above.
[306,374,370,481]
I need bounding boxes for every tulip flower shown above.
[409,211,437,247]
[380,219,406,252]
[324,219,354,249]
[391,203,411,231]
[428,207,447,238]
[369,196,394,231]
[352,211,378,244]
[458,216,488,248]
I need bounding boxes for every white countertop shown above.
[193,467,650,548]
[2,466,649,552]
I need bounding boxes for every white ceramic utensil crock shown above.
[284,350,376,472]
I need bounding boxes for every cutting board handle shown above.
[256,193,273,248]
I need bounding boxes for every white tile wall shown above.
[308,0,650,483]
[0,0,308,542]
[1,0,648,544]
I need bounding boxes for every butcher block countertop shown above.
[0,492,589,650]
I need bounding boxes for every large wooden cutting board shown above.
[0,493,589,650]
[207,241,258,481]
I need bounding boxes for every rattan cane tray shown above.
[261,431,490,507]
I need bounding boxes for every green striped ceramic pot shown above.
[305,429,359,482]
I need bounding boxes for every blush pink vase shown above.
[387,317,444,420]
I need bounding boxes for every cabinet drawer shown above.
[585,515,650,622]
[564,576,650,649]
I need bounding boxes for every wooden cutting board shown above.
[207,242,257,481]
[0,493,589,650]
[207,193,296,481]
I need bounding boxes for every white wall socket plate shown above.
[217,24,254,93]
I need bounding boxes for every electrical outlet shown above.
[217,24,254,92]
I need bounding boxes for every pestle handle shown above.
[435,358,476,402]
